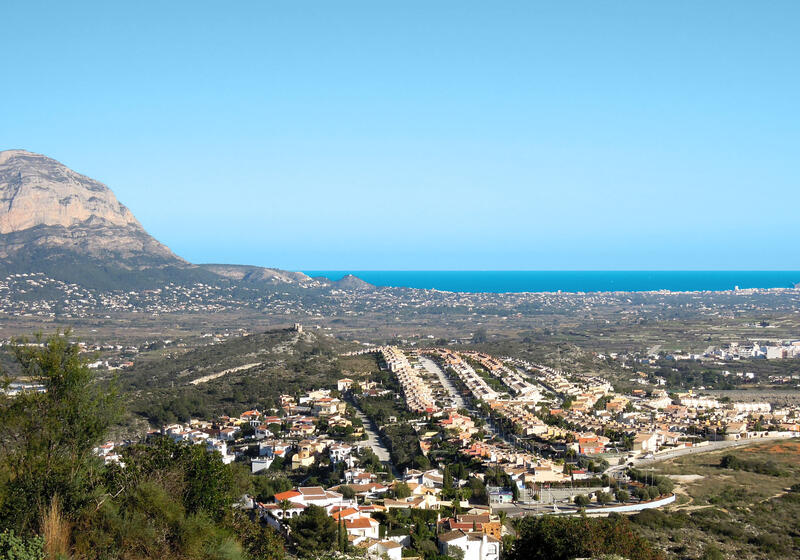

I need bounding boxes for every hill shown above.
[199,263,315,285]
[123,327,349,425]
[331,273,375,291]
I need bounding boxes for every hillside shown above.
[123,327,350,425]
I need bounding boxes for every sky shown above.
[2,1,799,270]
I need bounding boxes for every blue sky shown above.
[2,1,798,270]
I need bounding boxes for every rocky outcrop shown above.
[0,149,371,291]
[0,150,181,264]
[332,274,375,291]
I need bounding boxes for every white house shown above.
[273,486,355,512]
[438,530,500,560]
[344,516,380,543]
[366,540,403,560]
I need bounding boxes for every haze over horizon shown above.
[2,1,798,271]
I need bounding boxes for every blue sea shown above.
[303,271,800,294]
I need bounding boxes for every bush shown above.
[0,530,45,560]
[700,544,725,560]
[632,509,686,530]
[574,494,591,507]
[507,515,661,560]
[719,454,787,477]
[750,533,786,554]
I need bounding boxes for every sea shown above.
[302,271,800,294]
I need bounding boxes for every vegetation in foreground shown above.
[0,333,284,560]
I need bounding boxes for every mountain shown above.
[0,150,319,290]
[0,150,182,261]
[331,273,375,291]
[199,263,314,285]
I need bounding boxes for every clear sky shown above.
[2,1,798,270]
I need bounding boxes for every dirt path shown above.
[189,362,261,385]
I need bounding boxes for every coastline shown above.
[303,270,800,295]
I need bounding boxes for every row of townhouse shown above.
[425,348,500,402]
[378,346,439,413]
[462,351,542,402]
[703,341,800,361]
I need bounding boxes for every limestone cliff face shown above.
[0,149,346,290]
[0,150,181,264]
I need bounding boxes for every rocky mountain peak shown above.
[0,149,141,234]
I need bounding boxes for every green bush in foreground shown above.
[507,514,663,560]
[0,529,45,560]
[0,333,285,560]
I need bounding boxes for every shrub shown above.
[700,544,725,560]
[719,454,787,477]
[0,530,45,560]
[507,515,662,560]
[750,533,786,554]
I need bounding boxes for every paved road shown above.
[420,356,527,449]
[636,435,798,466]
[352,406,391,462]
[419,356,469,410]
[606,434,799,477]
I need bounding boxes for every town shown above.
[89,342,800,560]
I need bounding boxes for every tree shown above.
[289,505,338,556]
[252,476,293,502]
[395,482,412,499]
[0,332,120,533]
[442,465,454,494]
[574,494,590,508]
[467,477,487,504]
[184,442,238,518]
[614,489,630,503]
[448,546,465,560]
[239,423,256,438]
[340,485,356,500]
[227,510,285,560]
[472,328,488,344]
[414,455,430,470]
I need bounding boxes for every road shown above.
[420,355,528,449]
[352,405,391,463]
[419,356,469,410]
[606,434,799,478]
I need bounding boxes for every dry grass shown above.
[652,440,800,507]
[40,495,71,560]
